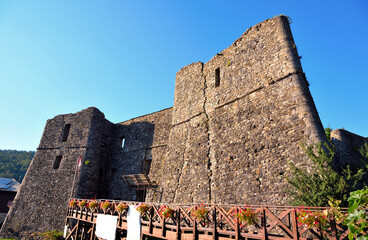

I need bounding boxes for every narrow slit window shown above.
[53,155,62,169]
[61,124,71,142]
[215,68,220,87]
[121,136,126,148]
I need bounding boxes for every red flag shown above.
[77,156,82,172]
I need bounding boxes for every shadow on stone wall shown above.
[101,121,155,201]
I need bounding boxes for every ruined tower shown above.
[146,16,326,204]
[1,16,331,236]
[0,108,116,234]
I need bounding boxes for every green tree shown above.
[325,127,332,140]
[286,132,368,207]
[359,142,368,159]
[0,149,34,182]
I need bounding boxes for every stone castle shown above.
[1,16,367,236]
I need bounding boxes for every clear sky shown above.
[0,0,367,151]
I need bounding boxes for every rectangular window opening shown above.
[61,124,71,142]
[121,136,126,148]
[53,155,62,169]
[215,68,220,87]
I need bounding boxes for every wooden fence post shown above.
[212,206,218,240]
[193,219,198,240]
[162,217,166,237]
[176,208,181,240]
[261,208,268,240]
[330,218,339,240]
[149,207,153,234]
[235,207,240,240]
[291,209,299,240]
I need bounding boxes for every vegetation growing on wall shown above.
[0,150,34,182]
[286,129,368,207]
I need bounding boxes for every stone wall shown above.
[331,129,368,167]
[0,107,115,237]
[150,16,326,205]
[102,108,172,202]
[0,106,173,237]
[1,15,353,237]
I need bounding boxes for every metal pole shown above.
[64,156,81,233]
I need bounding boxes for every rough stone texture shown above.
[0,107,116,237]
[2,16,365,237]
[331,129,368,167]
[153,16,326,205]
[104,108,172,201]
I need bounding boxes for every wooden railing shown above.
[65,199,351,240]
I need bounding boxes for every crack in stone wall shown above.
[173,122,190,203]
[201,62,214,203]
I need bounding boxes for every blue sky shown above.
[0,0,367,151]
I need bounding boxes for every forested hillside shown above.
[0,150,34,182]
